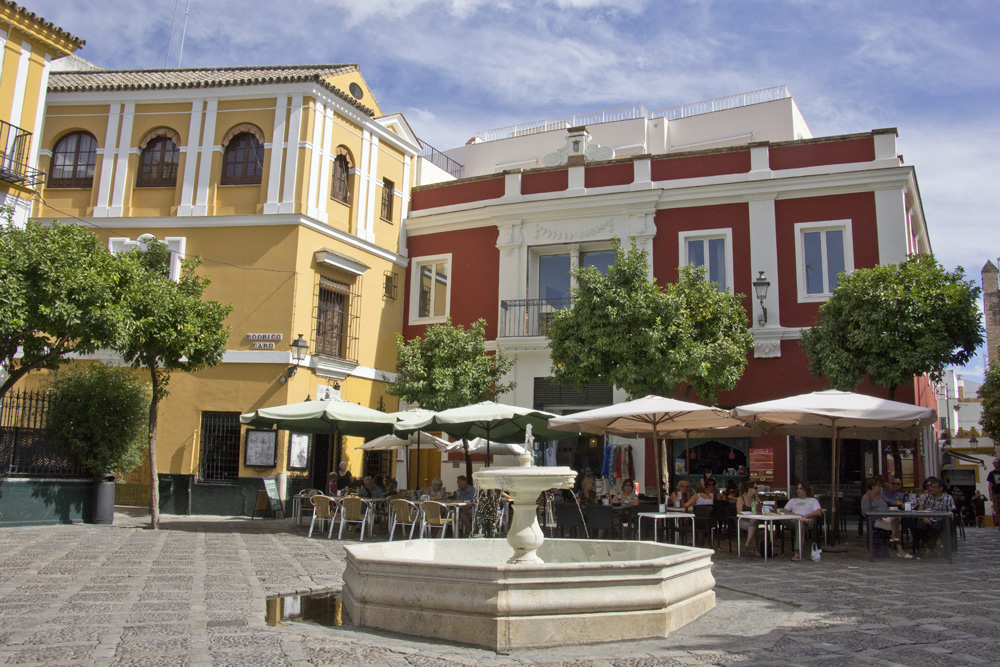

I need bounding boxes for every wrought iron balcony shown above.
[499,297,572,338]
[0,119,43,187]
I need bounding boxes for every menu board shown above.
[749,447,774,482]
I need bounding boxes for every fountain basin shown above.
[342,538,715,653]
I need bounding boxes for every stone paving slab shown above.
[0,512,998,665]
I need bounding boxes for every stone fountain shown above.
[342,428,715,652]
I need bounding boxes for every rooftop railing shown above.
[417,141,464,179]
[0,119,44,187]
[471,86,791,144]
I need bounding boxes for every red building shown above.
[401,89,938,495]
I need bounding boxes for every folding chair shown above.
[420,500,454,538]
[308,495,337,538]
[338,496,373,541]
[389,498,422,541]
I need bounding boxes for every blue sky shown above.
[32,0,1000,380]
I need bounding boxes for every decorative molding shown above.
[313,355,358,380]
[542,127,614,166]
[754,339,781,358]
[532,218,614,242]
[496,221,524,256]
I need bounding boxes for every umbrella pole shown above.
[485,425,491,468]
[416,432,421,494]
[685,432,692,484]
[829,422,839,546]
[654,425,664,507]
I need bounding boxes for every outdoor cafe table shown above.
[736,513,804,563]
[637,509,695,545]
[865,509,953,563]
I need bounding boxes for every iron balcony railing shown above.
[0,119,44,187]
[417,141,464,179]
[499,297,572,338]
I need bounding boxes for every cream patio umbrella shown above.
[359,429,457,491]
[548,395,748,506]
[734,389,937,536]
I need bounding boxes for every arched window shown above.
[49,131,97,188]
[221,132,264,185]
[136,136,179,188]
[331,147,353,204]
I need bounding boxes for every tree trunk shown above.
[463,438,473,480]
[148,367,161,529]
[887,385,903,477]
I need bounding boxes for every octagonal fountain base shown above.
[342,538,715,653]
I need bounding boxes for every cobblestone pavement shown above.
[1,512,998,666]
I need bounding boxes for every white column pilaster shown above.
[875,186,908,264]
[177,99,204,216]
[28,54,51,171]
[748,193,781,357]
[108,101,135,216]
[306,102,324,220]
[279,95,302,214]
[363,135,380,242]
[264,96,287,214]
[8,41,32,128]
[354,129,371,238]
[192,98,217,216]
[93,104,122,217]
[399,154,411,253]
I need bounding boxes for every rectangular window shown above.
[199,412,241,483]
[409,254,451,324]
[678,229,733,293]
[315,274,359,361]
[538,253,571,304]
[795,220,853,301]
[381,179,394,221]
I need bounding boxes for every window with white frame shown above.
[794,220,853,301]
[108,234,186,281]
[409,254,451,324]
[678,229,732,293]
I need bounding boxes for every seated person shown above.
[860,477,911,558]
[453,475,476,535]
[881,477,907,508]
[373,474,388,495]
[358,475,385,499]
[724,479,740,501]
[424,477,447,501]
[684,478,717,509]
[577,477,599,507]
[914,476,955,553]
[778,482,823,561]
[735,481,760,551]
[671,480,691,506]
[614,478,639,507]
[385,480,400,498]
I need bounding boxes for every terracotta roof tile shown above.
[3,1,85,48]
[49,64,375,116]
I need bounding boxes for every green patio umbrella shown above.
[240,397,397,439]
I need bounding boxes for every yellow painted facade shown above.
[0,2,82,225]
[26,64,426,507]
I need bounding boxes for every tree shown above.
[47,364,149,477]
[388,318,515,479]
[801,254,983,471]
[546,239,754,403]
[115,241,231,528]
[978,355,1000,440]
[0,220,129,401]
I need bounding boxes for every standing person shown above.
[972,490,987,528]
[335,461,353,493]
[779,482,823,561]
[988,459,1000,529]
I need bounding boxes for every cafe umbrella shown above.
[734,389,936,538]
[359,424,456,490]
[548,395,748,506]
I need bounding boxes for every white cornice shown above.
[405,165,918,237]
[30,213,409,267]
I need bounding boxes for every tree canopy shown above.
[800,254,983,400]
[978,355,1000,440]
[388,318,515,411]
[0,220,130,400]
[48,363,150,477]
[115,240,231,527]
[546,239,754,404]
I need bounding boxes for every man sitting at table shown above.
[914,476,955,554]
[454,475,477,535]
[359,476,385,499]
[779,482,823,561]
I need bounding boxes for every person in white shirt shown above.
[779,482,823,561]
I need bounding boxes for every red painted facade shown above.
[521,169,568,195]
[584,162,634,188]
[650,150,751,181]
[403,226,501,341]
[769,137,875,171]
[411,177,505,211]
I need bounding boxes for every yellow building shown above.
[0,1,83,225]
[30,63,445,513]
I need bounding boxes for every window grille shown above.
[199,412,241,482]
[362,450,392,481]
[221,132,264,185]
[380,178,394,220]
[314,269,361,362]
[383,270,398,300]
[533,377,613,410]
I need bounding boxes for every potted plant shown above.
[48,364,149,524]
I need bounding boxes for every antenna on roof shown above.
[164,0,180,67]
[177,0,192,67]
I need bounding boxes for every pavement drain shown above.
[265,590,344,628]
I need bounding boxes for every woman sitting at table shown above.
[779,482,823,561]
[724,479,739,501]
[578,476,599,507]
[684,478,717,509]
[671,480,691,506]
[861,477,911,558]
[614,478,639,508]
[736,481,760,551]
[424,477,447,501]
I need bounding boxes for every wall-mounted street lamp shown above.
[283,333,309,382]
[752,271,771,326]
[970,436,979,450]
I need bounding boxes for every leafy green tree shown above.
[546,239,754,403]
[115,241,231,528]
[48,364,149,477]
[801,254,983,472]
[978,355,1000,440]
[0,220,129,401]
[388,318,516,479]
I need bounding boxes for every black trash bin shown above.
[92,473,116,525]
